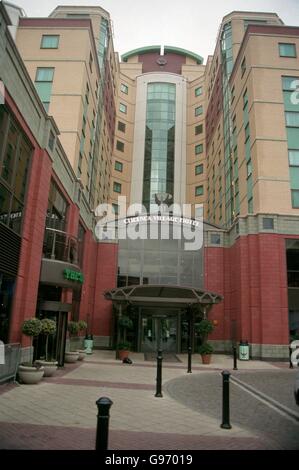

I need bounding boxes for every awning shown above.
[104,284,223,308]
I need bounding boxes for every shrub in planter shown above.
[35,319,58,377]
[198,342,214,364]
[19,318,44,384]
[21,318,43,366]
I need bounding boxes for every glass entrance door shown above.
[141,313,178,352]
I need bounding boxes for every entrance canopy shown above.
[104,285,223,309]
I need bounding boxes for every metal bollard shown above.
[155,349,163,397]
[187,346,192,373]
[233,346,238,370]
[95,397,113,450]
[220,370,232,429]
[289,347,294,369]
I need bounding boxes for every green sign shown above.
[63,269,84,284]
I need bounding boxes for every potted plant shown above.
[196,319,215,364]
[65,321,80,362]
[35,318,58,376]
[116,315,133,360]
[77,320,88,360]
[18,318,45,384]
[117,341,132,361]
[198,342,214,364]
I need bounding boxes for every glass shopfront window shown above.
[0,106,32,235]
[0,273,15,343]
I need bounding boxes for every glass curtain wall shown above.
[142,83,176,210]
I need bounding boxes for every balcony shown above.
[43,227,79,264]
[40,228,84,290]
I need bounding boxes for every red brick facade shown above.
[205,234,290,346]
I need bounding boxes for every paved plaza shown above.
[0,351,298,450]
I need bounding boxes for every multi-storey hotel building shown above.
[0,3,298,370]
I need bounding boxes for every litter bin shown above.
[239,340,249,360]
[84,334,93,354]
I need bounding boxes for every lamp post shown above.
[153,314,167,398]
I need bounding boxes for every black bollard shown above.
[220,370,232,429]
[289,347,293,369]
[233,346,238,370]
[155,349,163,397]
[187,346,192,373]
[95,397,113,450]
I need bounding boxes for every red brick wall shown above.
[205,233,290,346]
[92,242,118,337]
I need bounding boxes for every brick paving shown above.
[0,351,294,450]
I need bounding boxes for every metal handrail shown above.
[43,227,79,265]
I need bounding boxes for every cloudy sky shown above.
[9,0,299,61]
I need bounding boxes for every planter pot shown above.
[200,354,212,365]
[84,339,93,354]
[65,351,79,363]
[119,350,130,361]
[35,360,58,377]
[78,350,86,361]
[18,365,45,384]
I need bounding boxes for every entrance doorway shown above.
[140,309,178,352]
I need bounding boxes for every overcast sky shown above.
[8,0,299,61]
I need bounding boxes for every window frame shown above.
[113,182,122,193]
[119,103,127,114]
[279,43,297,58]
[40,35,60,49]
[115,161,123,172]
[120,83,129,94]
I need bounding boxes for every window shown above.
[0,108,32,234]
[195,86,202,97]
[248,197,253,213]
[292,190,299,208]
[120,83,128,94]
[241,57,246,77]
[279,43,296,58]
[48,131,55,151]
[115,161,123,172]
[118,121,126,133]
[119,103,127,114]
[45,180,68,233]
[262,217,274,230]
[195,164,203,175]
[244,123,250,142]
[195,124,203,135]
[195,144,203,155]
[289,150,299,166]
[211,233,221,245]
[112,203,119,215]
[246,160,252,177]
[41,35,59,49]
[89,52,93,72]
[116,140,124,152]
[195,105,203,116]
[113,182,121,193]
[195,185,204,196]
[286,112,299,127]
[34,68,54,112]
